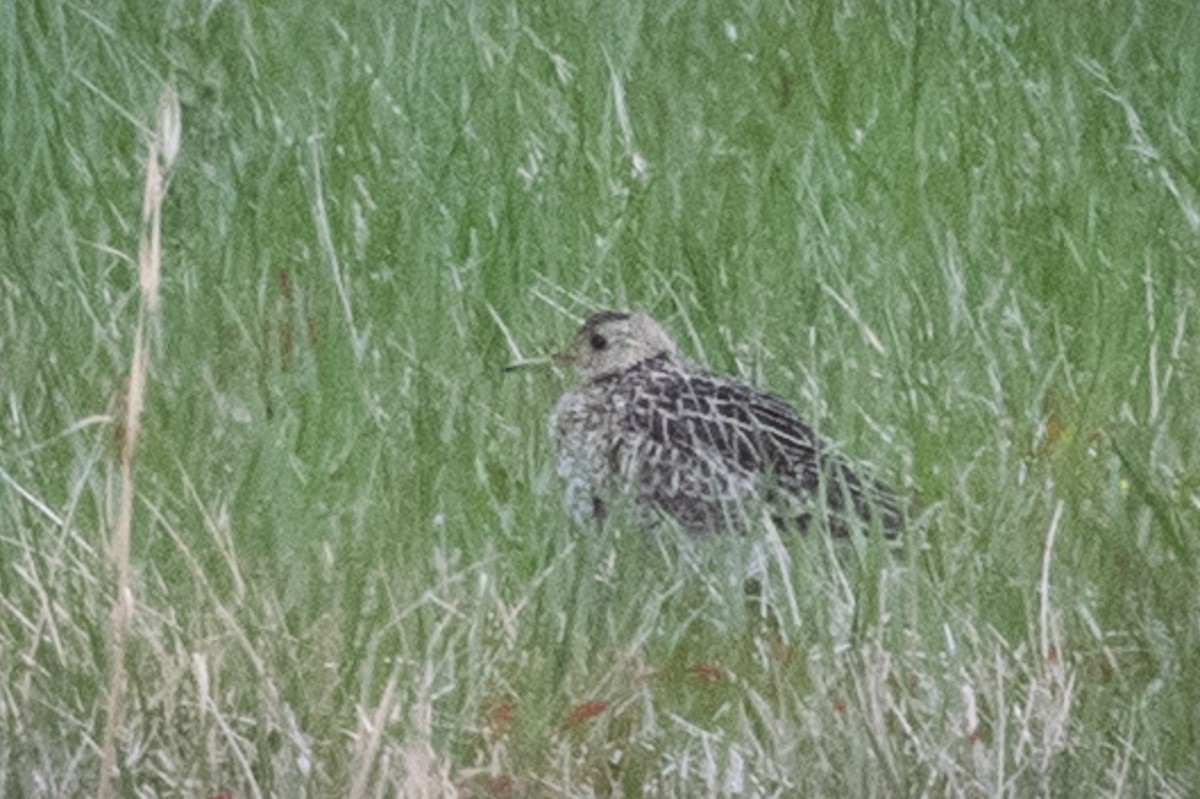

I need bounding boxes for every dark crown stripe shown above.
[583,310,632,328]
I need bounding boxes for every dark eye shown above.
[589,332,608,351]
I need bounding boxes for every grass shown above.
[2,0,1199,795]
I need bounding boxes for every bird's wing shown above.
[621,364,819,480]
[619,363,902,535]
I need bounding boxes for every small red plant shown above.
[688,663,722,682]
[565,700,608,730]
[488,700,515,738]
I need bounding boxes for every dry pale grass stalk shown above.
[96,84,179,799]
[1038,499,1064,662]
[347,667,402,799]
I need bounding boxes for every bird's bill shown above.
[502,355,557,373]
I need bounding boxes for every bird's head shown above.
[554,311,680,382]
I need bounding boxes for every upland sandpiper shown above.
[513,311,903,538]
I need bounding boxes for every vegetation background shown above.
[2,0,1198,796]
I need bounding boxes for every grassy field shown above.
[2,0,1199,796]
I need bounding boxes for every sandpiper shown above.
[512,311,902,538]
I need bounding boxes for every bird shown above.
[512,310,903,538]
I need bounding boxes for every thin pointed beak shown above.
[502,355,556,373]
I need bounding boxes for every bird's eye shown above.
[589,333,608,351]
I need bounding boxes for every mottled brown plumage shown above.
[546,311,902,537]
